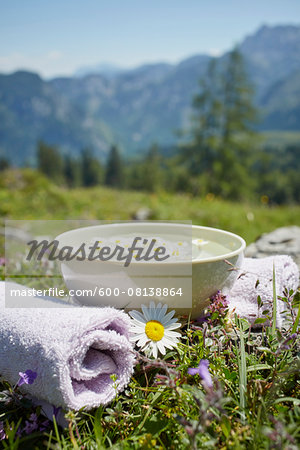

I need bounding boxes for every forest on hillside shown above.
[1,49,299,205]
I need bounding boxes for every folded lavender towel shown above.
[0,282,135,410]
[225,255,299,328]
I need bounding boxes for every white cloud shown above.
[46,50,63,61]
[0,52,26,69]
[0,50,75,78]
[207,48,223,57]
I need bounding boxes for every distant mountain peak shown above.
[1,23,300,165]
[74,62,125,78]
[241,23,300,49]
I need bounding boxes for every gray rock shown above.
[0,226,32,242]
[245,226,300,270]
[132,208,152,221]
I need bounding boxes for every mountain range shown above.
[0,24,300,165]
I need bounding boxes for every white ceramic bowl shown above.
[56,223,246,317]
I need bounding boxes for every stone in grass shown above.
[245,226,300,270]
[132,208,153,221]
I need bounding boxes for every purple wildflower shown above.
[209,291,228,315]
[0,421,6,440]
[53,406,61,420]
[195,313,210,324]
[29,413,38,422]
[277,333,298,353]
[23,413,49,434]
[188,359,213,389]
[39,420,50,432]
[0,257,6,267]
[23,413,39,435]
[18,369,37,386]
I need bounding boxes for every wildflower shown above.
[23,414,38,434]
[276,333,298,353]
[0,421,6,440]
[0,257,6,267]
[209,291,228,316]
[129,301,181,358]
[18,369,37,386]
[195,313,210,325]
[188,359,213,389]
[52,406,61,420]
[39,420,50,432]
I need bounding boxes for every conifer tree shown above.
[105,145,123,188]
[141,144,162,192]
[81,148,103,187]
[64,155,82,187]
[0,156,10,171]
[184,49,259,199]
[36,140,64,183]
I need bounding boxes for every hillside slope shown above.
[0,25,300,163]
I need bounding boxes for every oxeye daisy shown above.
[129,301,181,358]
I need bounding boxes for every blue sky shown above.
[0,0,299,78]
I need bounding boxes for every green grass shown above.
[0,168,299,448]
[0,293,299,449]
[1,168,300,244]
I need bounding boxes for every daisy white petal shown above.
[137,335,149,347]
[150,302,160,320]
[165,330,181,338]
[130,333,146,342]
[161,335,180,346]
[141,304,151,321]
[129,310,146,323]
[164,317,180,326]
[130,319,146,329]
[130,327,146,335]
[151,342,158,359]
[165,322,182,330]
[160,309,175,324]
[129,301,182,358]
[156,303,168,321]
[157,340,166,355]
[142,342,151,352]
[150,300,158,310]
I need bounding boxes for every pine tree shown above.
[141,144,162,192]
[219,49,259,198]
[183,49,259,199]
[81,148,103,187]
[0,156,10,171]
[36,141,64,183]
[64,155,82,187]
[188,58,223,176]
[105,146,123,188]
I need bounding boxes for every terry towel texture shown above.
[225,255,299,328]
[0,282,135,410]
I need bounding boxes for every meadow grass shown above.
[0,169,299,449]
[1,168,300,244]
[0,285,299,449]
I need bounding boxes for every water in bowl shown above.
[89,234,230,262]
[192,239,231,260]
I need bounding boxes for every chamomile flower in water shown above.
[129,301,181,358]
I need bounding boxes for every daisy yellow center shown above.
[145,320,164,341]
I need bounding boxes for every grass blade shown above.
[271,262,277,335]
[291,301,300,334]
[236,316,247,422]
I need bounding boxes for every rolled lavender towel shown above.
[0,282,135,410]
[225,255,299,328]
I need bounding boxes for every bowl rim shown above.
[55,222,246,266]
